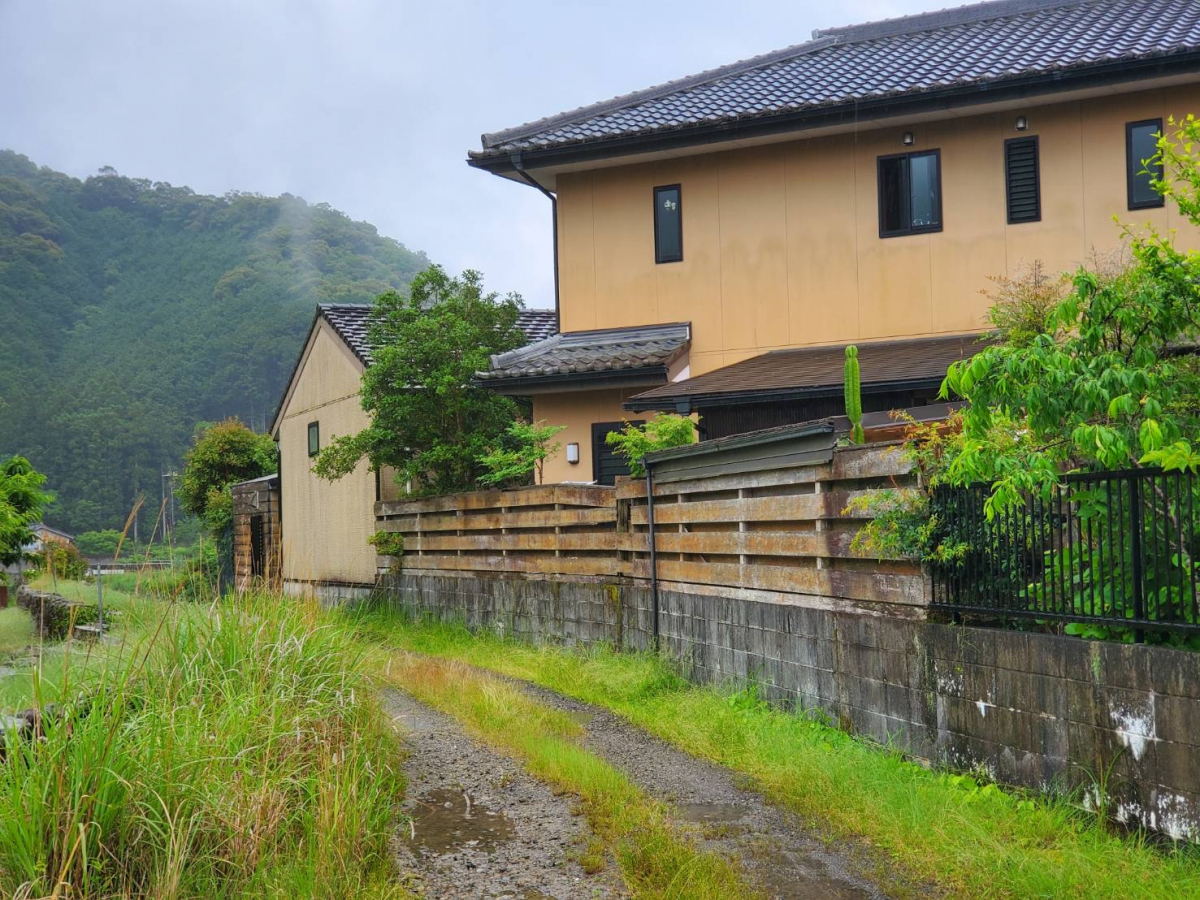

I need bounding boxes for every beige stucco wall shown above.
[555,82,1200,378]
[535,389,646,484]
[275,320,377,588]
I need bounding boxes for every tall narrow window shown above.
[654,184,682,263]
[307,421,320,457]
[877,150,942,237]
[1127,119,1164,210]
[1005,136,1041,224]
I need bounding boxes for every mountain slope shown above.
[0,151,429,532]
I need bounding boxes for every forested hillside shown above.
[0,150,429,533]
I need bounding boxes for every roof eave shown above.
[474,365,670,395]
[624,375,947,413]
[468,52,1200,176]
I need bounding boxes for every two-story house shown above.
[472,0,1200,484]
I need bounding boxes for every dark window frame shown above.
[1004,135,1042,225]
[1126,118,1165,211]
[307,421,320,457]
[877,149,943,238]
[653,184,683,264]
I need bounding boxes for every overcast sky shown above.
[1,0,933,309]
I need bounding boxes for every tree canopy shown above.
[312,266,527,495]
[943,115,1200,514]
[0,150,428,534]
[180,419,277,536]
[0,456,52,568]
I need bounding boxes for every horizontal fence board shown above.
[376,484,614,517]
[628,490,879,526]
[618,529,903,560]
[408,532,619,553]
[400,554,627,578]
[381,506,617,534]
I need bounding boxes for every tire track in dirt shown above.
[509,679,907,900]
[383,687,620,899]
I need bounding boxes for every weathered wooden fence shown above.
[375,484,618,579]
[618,444,926,609]
[374,444,927,612]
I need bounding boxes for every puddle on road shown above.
[676,801,750,824]
[407,788,514,855]
[562,709,594,728]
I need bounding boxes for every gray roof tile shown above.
[477,322,690,381]
[319,303,558,366]
[474,0,1200,158]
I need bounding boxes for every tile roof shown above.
[319,303,558,366]
[477,322,690,382]
[474,0,1200,160]
[626,333,992,410]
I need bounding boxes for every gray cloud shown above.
[0,0,929,308]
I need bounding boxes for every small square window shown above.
[307,421,320,457]
[653,184,682,263]
[877,150,942,237]
[1127,119,1164,210]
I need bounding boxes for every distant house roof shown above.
[271,304,558,435]
[471,0,1200,170]
[319,303,558,367]
[626,333,992,412]
[31,523,74,541]
[475,322,691,393]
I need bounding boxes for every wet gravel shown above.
[515,680,904,900]
[383,687,619,899]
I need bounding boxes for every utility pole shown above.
[161,471,177,542]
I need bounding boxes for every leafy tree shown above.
[605,414,697,477]
[313,266,527,495]
[983,259,1069,348]
[0,456,52,569]
[478,421,566,487]
[179,419,277,535]
[943,116,1200,516]
[75,529,124,558]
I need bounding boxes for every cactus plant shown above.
[844,345,864,444]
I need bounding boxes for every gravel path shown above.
[514,680,902,900]
[382,687,620,899]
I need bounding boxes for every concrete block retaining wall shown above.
[383,570,1200,841]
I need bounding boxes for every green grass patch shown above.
[0,581,408,898]
[354,607,1200,900]
[380,651,755,899]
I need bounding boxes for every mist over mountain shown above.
[0,150,429,533]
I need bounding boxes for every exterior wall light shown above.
[902,131,915,146]
[1015,115,1029,131]
[566,442,580,464]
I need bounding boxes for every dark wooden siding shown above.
[699,388,940,440]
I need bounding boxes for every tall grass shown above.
[0,591,406,898]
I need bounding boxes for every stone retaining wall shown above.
[382,569,1200,841]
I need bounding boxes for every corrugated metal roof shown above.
[627,333,992,410]
[477,322,690,382]
[474,0,1200,160]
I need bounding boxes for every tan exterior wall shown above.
[276,320,377,588]
[555,83,1200,378]
[535,389,646,484]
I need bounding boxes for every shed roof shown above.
[626,333,992,412]
[472,0,1200,168]
[475,322,690,390]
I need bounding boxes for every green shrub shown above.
[605,414,697,477]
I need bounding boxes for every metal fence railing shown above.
[930,467,1199,641]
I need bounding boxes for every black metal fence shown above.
[930,467,1200,641]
